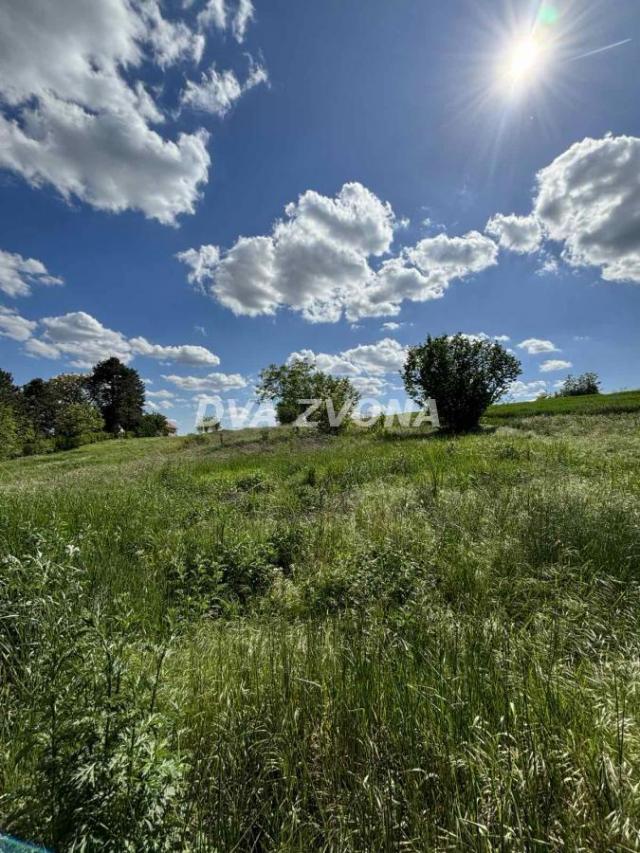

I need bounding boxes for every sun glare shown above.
[499,34,548,91]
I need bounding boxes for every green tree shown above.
[0,402,20,459]
[556,372,601,397]
[0,370,24,458]
[137,412,174,437]
[54,402,105,449]
[257,359,360,434]
[403,334,522,432]
[22,377,57,436]
[86,358,145,434]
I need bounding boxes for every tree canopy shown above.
[86,358,145,433]
[257,359,360,433]
[0,360,167,460]
[403,334,522,432]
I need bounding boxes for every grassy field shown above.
[486,388,640,421]
[1,401,640,850]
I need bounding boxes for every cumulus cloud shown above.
[163,372,247,391]
[0,250,63,297]
[17,310,221,369]
[508,380,548,401]
[352,232,499,320]
[540,359,572,373]
[178,182,397,321]
[0,306,37,341]
[285,338,407,399]
[181,61,268,117]
[289,338,407,377]
[485,214,543,254]
[178,185,499,322]
[129,337,220,366]
[518,338,560,355]
[534,134,640,283]
[0,0,215,223]
[36,312,133,367]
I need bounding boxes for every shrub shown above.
[556,372,601,397]
[137,412,174,437]
[403,333,522,432]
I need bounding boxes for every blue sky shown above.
[0,0,639,431]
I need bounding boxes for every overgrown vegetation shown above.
[0,358,174,460]
[403,334,521,431]
[1,393,640,850]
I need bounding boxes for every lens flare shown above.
[498,34,549,91]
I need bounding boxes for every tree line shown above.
[2,335,601,460]
[0,357,173,460]
[258,335,601,434]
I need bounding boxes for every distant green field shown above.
[486,388,640,421]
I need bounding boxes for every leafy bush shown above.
[137,412,175,437]
[556,371,601,397]
[403,333,522,431]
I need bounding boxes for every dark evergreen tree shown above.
[86,358,145,433]
[23,378,57,436]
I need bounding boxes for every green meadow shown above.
[1,394,640,851]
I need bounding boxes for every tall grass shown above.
[1,414,640,849]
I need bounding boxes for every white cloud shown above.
[508,380,548,401]
[195,0,256,42]
[536,252,561,277]
[179,186,499,322]
[485,213,543,254]
[456,332,510,344]
[350,375,390,396]
[129,337,220,366]
[24,339,63,359]
[232,0,255,42]
[20,310,221,369]
[163,372,248,391]
[289,338,407,377]
[181,61,267,117]
[178,182,398,322]
[0,306,37,342]
[146,390,176,400]
[0,0,213,224]
[0,250,63,297]
[36,312,132,367]
[540,359,573,373]
[197,0,227,31]
[518,338,560,355]
[355,231,498,320]
[381,321,402,331]
[534,134,640,283]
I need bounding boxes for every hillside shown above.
[1,407,640,850]
[486,387,640,420]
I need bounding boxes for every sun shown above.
[499,34,549,91]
